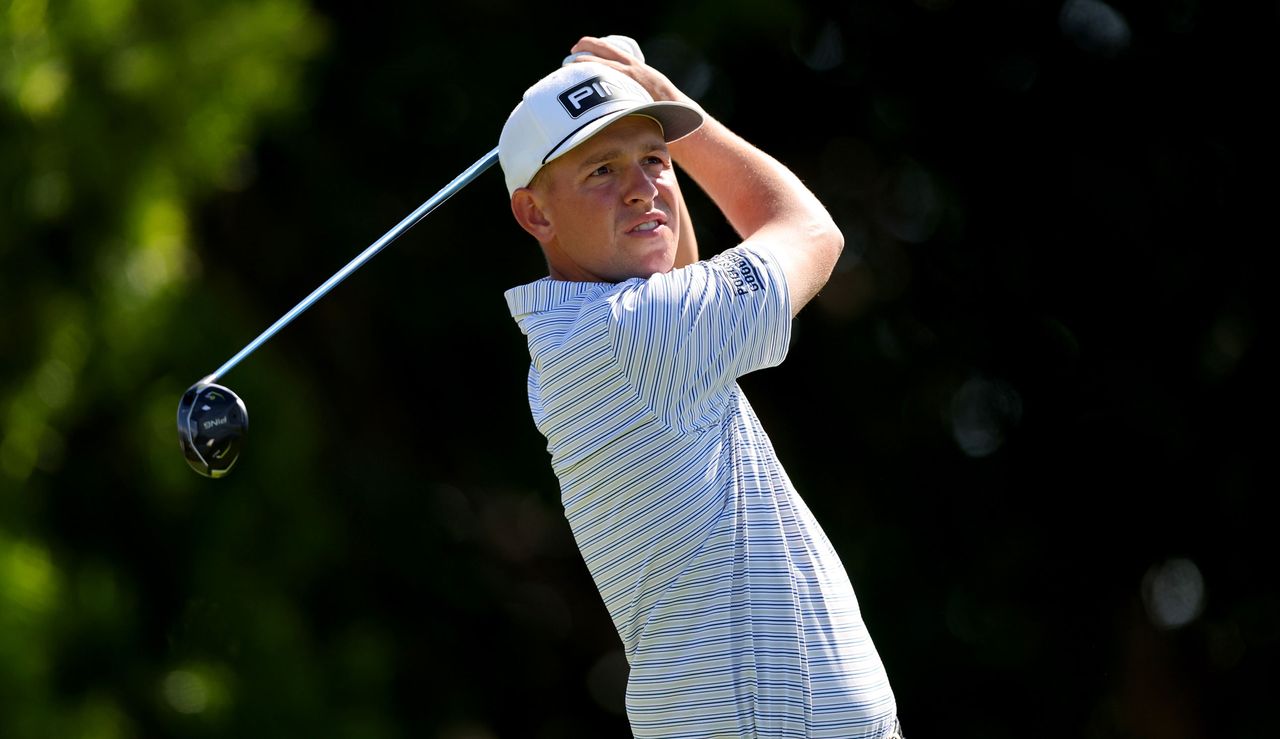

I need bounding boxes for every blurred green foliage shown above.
[2,0,324,734]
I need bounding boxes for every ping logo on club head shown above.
[558,75,638,118]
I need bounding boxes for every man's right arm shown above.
[667,115,844,316]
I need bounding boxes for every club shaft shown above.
[209,147,500,383]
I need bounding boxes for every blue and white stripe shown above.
[506,244,897,738]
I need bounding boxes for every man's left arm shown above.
[674,164,698,268]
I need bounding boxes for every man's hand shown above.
[566,36,702,111]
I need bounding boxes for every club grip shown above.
[562,35,644,66]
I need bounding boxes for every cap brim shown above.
[541,100,704,170]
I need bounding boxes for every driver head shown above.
[177,380,248,478]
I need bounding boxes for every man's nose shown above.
[623,163,659,205]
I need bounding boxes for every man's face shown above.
[523,115,681,283]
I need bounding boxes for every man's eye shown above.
[590,165,612,177]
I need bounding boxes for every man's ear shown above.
[510,187,554,243]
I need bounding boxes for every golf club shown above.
[178,147,498,478]
[178,34,642,478]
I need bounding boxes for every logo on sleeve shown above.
[710,250,764,296]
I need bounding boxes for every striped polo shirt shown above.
[506,243,897,738]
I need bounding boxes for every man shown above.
[500,36,902,738]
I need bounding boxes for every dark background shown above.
[1,1,1273,737]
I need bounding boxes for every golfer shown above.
[500,36,902,738]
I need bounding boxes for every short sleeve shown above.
[606,243,792,430]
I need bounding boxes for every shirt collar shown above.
[505,277,617,318]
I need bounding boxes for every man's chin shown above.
[639,256,678,279]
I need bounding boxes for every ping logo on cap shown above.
[557,75,637,119]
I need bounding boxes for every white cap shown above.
[498,61,703,196]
